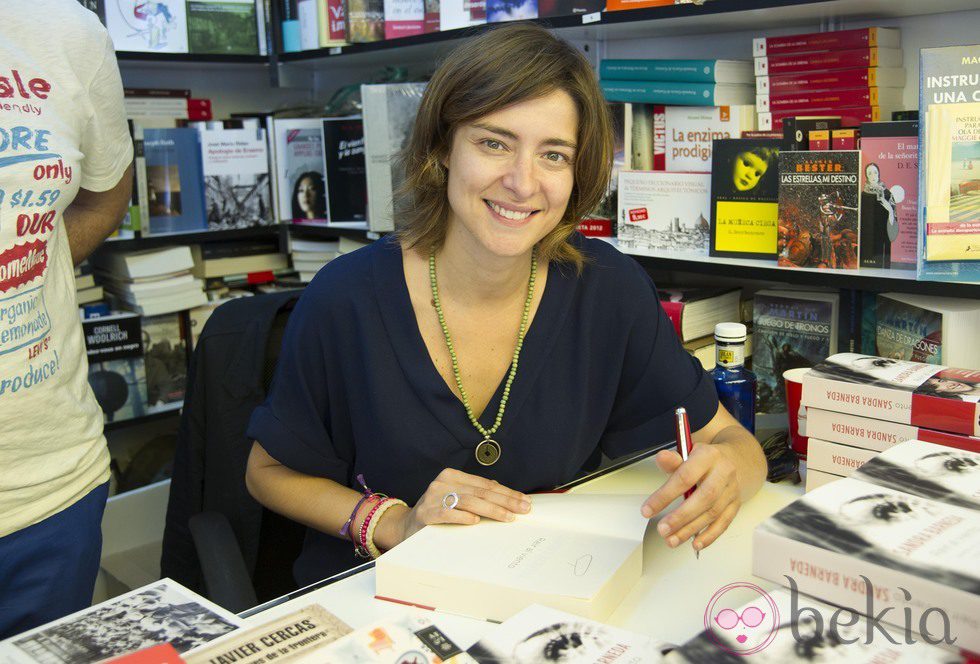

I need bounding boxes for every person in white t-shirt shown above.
[0,0,134,637]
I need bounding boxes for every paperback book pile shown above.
[289,237,341,283]
[74,260,104,306]
[753,437,980,653]
[190,238,289,283]
[753,27,905,131]
[801,353,980,490]
[599,59,754,108]
[95,246,208,317]
[657,287,741,343]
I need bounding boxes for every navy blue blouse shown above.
[247,233,719,586]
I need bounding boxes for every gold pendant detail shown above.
[475,438,501,466]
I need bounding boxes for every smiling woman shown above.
[244,22,767,589]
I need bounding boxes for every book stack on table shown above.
[799,353,980,491]
[753,27,906,131]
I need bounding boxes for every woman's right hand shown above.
[378,468,532,548]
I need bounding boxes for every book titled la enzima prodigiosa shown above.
[753,438,980,653]
[801,353,980,437]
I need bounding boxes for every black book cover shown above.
[322,117,368,223]
[777,150,861,269]
[200,238,281,260]
[709,138,785,260]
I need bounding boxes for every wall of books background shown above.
[75,1,980,503]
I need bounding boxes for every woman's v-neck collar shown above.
[372,236,574,453]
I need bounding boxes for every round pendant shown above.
[475,438,501,466]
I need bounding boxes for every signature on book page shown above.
[570,554,593,576]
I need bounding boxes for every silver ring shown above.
[442,492,459,510]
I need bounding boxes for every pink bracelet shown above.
[356,497,389,558]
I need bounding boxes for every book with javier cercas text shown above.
[374,491,650,623]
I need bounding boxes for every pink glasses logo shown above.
[704,582,780,656]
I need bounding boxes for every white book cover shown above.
[672,586,961,662]
[853,439,980,512]
[806,438,878,477]
[298,0,320,50]
[467,604,671,662]
[375,493,650,622]
[662,105,756,172]
[617,171,710,256]
[805,408,980,454]
[104,0,189,53]
[269,118,327,224]
[362,83,426,232]
[200,128,273,231]
[307,612,471,663]
[0,579,242,662]
[754,477,980,652]
[805,467,842,493]
[439,0,486,31]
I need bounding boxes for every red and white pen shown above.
[674,407,698,558]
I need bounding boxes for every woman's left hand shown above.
[641,443,742,553]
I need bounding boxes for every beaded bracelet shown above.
[340,474,381,540]
[355,497,388,558]
[363,497,408,559]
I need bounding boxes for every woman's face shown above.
[733,151,768,191]
[443,89,578,260]
[927,377,976,394]
[296,176,318,217]
[865,164,880,183]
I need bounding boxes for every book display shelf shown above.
[100,2,980,446]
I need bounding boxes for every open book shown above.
[753,439,980,653]
[375,492,651,623]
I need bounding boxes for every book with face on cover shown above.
[467,604,673,663]
[374,492,650,623]
[752,471,980,652]
[709,138,784,259]
[852,439,980,512]
[800,353,980,437]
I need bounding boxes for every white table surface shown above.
[242,457,803,650]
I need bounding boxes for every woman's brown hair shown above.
[394,23,613,271]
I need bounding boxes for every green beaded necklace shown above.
[428,247,538,466]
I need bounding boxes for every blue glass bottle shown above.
[710,322,756,433]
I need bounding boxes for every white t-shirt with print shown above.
[0,0,133,536]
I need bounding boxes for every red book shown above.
[759,106,880,131]
[577,217,614,237]
[187,98,213,121]
[802,354,980,437]
[757,87,901,113]
[657,288,740,342]
[106,644,186,663]
[757,66,905,95]
[806,408,980,454]
[753,27,900,57]
[754,47,902,77]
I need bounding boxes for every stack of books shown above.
[74,260,103,306]
[599,58,754,108]
[753,26,905,130]
[289,238,340,283]
[753,438,980,654]
[800,353,980,491]
[190,238,289,285]
[94,246,208,317]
